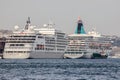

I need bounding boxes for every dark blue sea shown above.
[0,59,120,80]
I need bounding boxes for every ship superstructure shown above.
[3,17,67,59]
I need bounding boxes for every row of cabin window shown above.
[9,36,35,37]
[6,41,34,43]
[35,48,64,51]
[10,44,24,46]
[5,47,32,49]
[5,51,30,53]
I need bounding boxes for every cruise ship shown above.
[64,17,112,59]
[3,17,67,59]
[64,34,92,59]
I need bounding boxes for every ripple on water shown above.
[0,59,120,80]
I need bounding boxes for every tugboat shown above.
[91,52,108,59]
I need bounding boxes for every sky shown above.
[0,0,120,36]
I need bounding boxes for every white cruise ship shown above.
[64,17,112,59]
[64,34,92,59]
[3,17,67,59]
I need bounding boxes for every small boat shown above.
[91,52,108,59]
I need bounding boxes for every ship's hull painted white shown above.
[108,56,120,58]
[82,53,93,59]
[30,51,64,58]
[3,51,64,59]
[64,53,84,59]
[3,53,30,59]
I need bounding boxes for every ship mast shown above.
[25,17,31,30]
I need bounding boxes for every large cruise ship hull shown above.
[82,53,93,59]
[3,53,30,59]
[63,52,108,59]
[64,53,84,59]
[30,51,64,59]
[3,52,64,59]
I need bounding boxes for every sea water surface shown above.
[0,59,120,80]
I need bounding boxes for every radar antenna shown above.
[48,19,55,28]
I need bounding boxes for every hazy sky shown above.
[0,0,120,36]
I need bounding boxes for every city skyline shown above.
[0,0,120,36]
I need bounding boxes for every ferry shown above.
[64,17,112,59]
[3,17,67,59]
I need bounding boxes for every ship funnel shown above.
[75,17,86,34]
